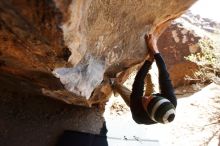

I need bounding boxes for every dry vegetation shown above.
[185,38,220,85]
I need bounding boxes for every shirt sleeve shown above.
[154,53,177,107]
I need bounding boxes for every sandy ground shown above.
[104,83,220,146]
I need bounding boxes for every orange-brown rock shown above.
[0,0,197,106]
[158,22,201,87]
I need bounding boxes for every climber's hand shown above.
[145,34,159,54]
[144,35,154,62]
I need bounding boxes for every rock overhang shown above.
[0,0,197,107]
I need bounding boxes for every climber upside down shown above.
[112,34,177,124]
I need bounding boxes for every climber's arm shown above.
[154,53,177,107]
[130,60,156,124]
[146,34,177,107]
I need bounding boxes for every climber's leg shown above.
[112,83,131,106]
[144,73,154,97]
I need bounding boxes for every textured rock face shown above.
[159,11,220,87]
[0,0,196,106]
[158,22,201,87]
[0,1,66,95]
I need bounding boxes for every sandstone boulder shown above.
[0,0,196,106]
[158,21,200,87]
[159,11,220,87]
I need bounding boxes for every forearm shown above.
[154,53,177,107]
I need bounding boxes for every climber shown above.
[111,34,177,124]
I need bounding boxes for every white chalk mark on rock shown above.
[53,54,106,99]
